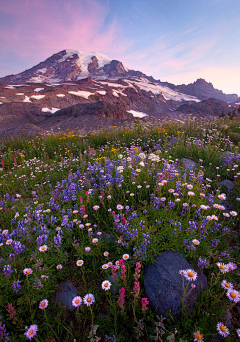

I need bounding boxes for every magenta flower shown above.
[141,298,149,312]
[117,287,125,309]
[133,282,140,294]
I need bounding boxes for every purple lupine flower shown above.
[2,265,13,277]
[12,280,21,293]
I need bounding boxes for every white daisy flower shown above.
[101,280,112,291]
[183,269,198,281]
[76,260,84,267]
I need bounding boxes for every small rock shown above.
[218,179,234,193]
[212,333,224,342]
[219,151,234,164]
[54,281,79,311]
[109,273,120,294]
[180,158,196,171]
[223,310,233,328]
[143,250,208,318]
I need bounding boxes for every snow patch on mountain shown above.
[99,81,125,88]
[42,107,59,114]
[23,96,31,103]
[129,80,200,102]
[112,91,119,97]
[68,90,93,99]
[96,90,106,95]
[31,95,45,100]
[127,110,148,118]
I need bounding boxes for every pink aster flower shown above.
[226,289,240,303]
[216,322,229,338]
[39,299,48,310]
[221,280,233,290]
[216,262,229,274]
[24,324,38,340]
[116,204,124,210]
[83,293,95,307]
[72,296,82,307]
[227,262,237,271]
[38,245,48,252]
[23,268,33,276]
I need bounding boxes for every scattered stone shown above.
[143,250,208,318]
[218,179,234,193]
[180,158,196,171]
[219,151,234,163]
[212,333,223,342]
[109,273,120,294]
[54,281,79,311]
[222,310,233,328]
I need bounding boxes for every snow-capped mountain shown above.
[0,49,146,84]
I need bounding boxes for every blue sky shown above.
[1,0,240,95]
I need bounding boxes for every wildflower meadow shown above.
[0,117,240,341]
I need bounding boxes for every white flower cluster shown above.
[148,153,160,162]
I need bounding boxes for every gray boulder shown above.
[218,179,234,193]
[54,281,80,311]
[219,151,234,164]
[143,250,208,318]
[180,158,196,171]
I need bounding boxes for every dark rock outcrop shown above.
[177,98,234,116]
[180,158,196,171]
[53,101,132,119]
[144,250,208,318]
[54,281,80,311]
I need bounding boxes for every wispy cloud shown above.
[0,0,131,73]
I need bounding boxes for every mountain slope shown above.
[162,78,238,103]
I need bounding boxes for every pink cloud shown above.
[0,0,131,66]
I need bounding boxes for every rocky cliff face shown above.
[166,78,238,103]
[177,97,234,116]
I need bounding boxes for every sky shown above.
[0,0,240,96]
